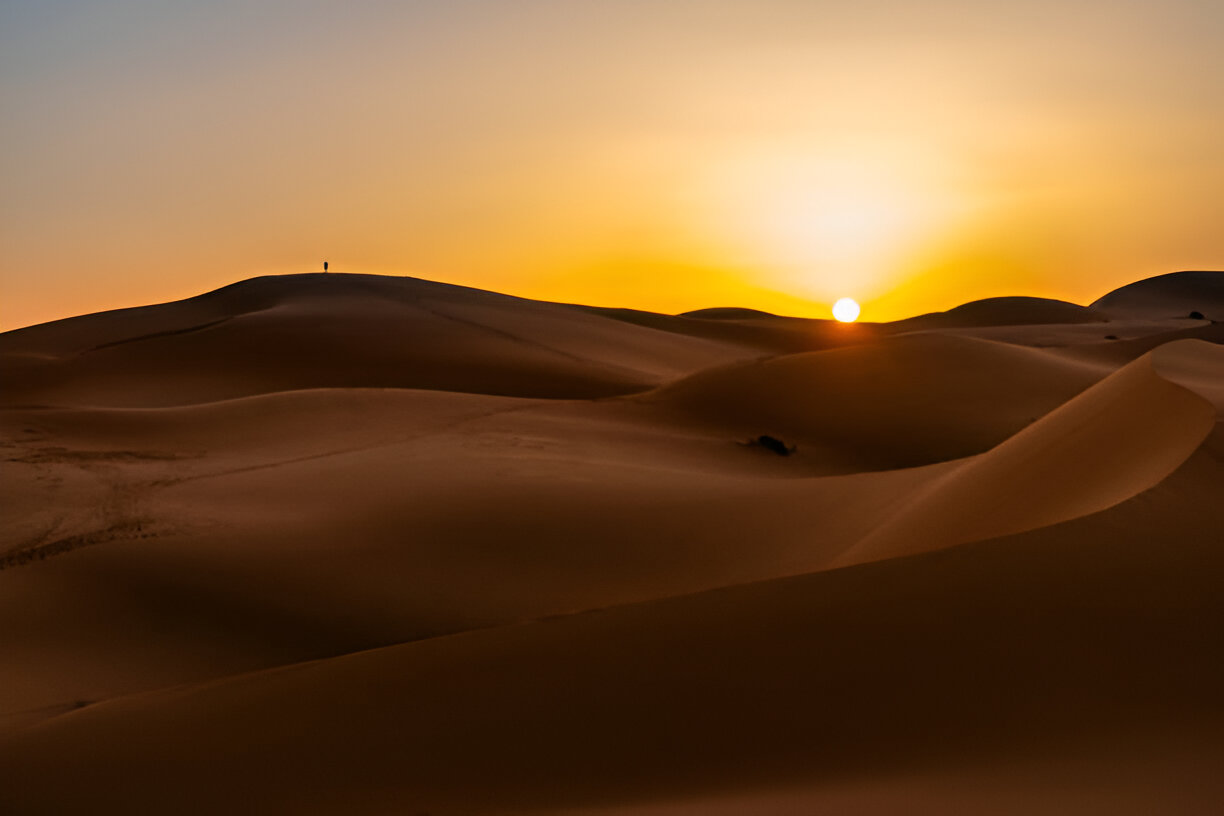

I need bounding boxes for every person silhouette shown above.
[323,261,328,273]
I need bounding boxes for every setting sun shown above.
[3,2,1223,811]
[3,3,1222,330]
[832,297,861,323]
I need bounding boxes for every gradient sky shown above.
[3,0,1222,329]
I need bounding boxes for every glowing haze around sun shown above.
[2,1,1222,331]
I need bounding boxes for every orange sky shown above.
[2,1,1222,330]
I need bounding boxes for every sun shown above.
[832,297,861,323]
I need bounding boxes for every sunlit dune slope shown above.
[836,339,1221,566]
[2,425,1221,815]
[2,269,1224,814]
[2,339,1215,728]
[0,387,945,720]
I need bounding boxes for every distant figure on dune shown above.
[323,261,328,273]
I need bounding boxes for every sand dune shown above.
[646,332,1103,469]
[891,295,1108,331]
[574,302,870,356]
[0,274,764,407]
[1091,269,1224,319]
[2,270,1222,814]
[1054,319,1224,367]
[837,339,1221,566]
[2,426,1221,814]
[0,388,944,720]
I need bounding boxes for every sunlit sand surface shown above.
[2,270,1222,814]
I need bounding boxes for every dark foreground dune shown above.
[1,270,1222,814]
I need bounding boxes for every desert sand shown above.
[1,270,1222,814]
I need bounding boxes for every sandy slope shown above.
[0,387,947,720]
[0,332,1116,716]
[0,274,767,406]
[837,339,1221,565]
[645,333,1104,469]
[1,271,1222,814]
[890,295,1108,330]
[1091,270,1224,319]
[2,426,1222,815]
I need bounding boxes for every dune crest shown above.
[3,270,1224,813]
[893,295,1107,330]
[1091,270,1224,320]
[836,339,1221,567]
[0,274,772,407]
[646,333,1102,470]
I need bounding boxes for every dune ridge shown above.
[0,274,772,407]
[891,295,1108,330]
[1091,270,1224,319]
[2,420,1222,814]
[646,332,1104,470]
[835,339,1221,566]
[2,270,1223,814]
